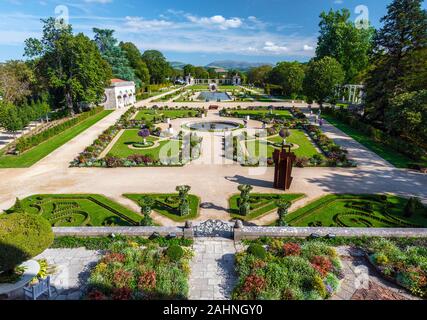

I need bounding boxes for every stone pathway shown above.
[331,246,419,300]
[189,239,237,300]
[34,248,102,300]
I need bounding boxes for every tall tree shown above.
[194,66,209,79]
[119,42,150,87]
[247,65,273,87]
[303,57,345,107]
[364,0,427,125]
[93,28,136,82]
[141,50,170,84]
[25,19,112,113]
[183,64,196,77]
[316,9,374,83]
[0,61,34,104]
[268,62,305,98]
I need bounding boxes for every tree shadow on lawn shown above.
[306,168,427,203]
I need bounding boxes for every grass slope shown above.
[0,110,112,168]
[323,115,427,168]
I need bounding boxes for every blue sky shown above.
[0,0,425,65]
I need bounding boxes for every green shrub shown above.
[247,244,267,260]
[0,213,54,272]
[166,245,184,262]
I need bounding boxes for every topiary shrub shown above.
[0,213,54,272]
[166,245,184,262]
[247,244,267,260]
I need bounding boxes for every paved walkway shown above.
[189,239,237,300]
[35,248,102,300]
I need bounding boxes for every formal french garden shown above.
[286,194,427,228]
[7,195,143,227]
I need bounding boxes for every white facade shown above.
[102,79,136,110]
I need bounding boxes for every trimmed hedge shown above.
[15,107,104,154]
[166,245,184,262]
[0,213,54,272]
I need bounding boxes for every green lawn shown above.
[124,193,200,222]
[244,130,322,160]
[229,193,305,221]
[108,129,182,159]
[7,194,142,227]
[323,114,427,168]
[228,109,293,120]
[135,109,199,121]
[0,110,112,168]
[286,194,427,228]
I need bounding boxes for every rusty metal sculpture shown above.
[273,145,296,190]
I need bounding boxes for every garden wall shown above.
[53,225,427,241]
[53,226,185,237]
[234,226,427,241]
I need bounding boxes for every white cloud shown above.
[84,0,113,4]
[262,41,289,54]
[186,15,243,30]
[124,16,173,30]
[303,44,314,51]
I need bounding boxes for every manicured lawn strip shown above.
[0,110,112,168]
[286,194,427,228]
[229,193,305,221]
[229,109,293,120]
[135,109,199,121]
[10,194,142,227]
[124,193,201,222]
[52,236,193,250]
[322,114,420,168]
[108,129,182,159]
[244,130,322,160]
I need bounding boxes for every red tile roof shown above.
[111,78,127,83]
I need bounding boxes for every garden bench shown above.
[23,276,52,300]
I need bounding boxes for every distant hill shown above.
[170,60,273,71]
[170,61,186,70]
[206,60,273,71]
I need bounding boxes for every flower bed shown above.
[368,239,427,298]
[87,241,193,300]
[233,241,343,300]
[71,107,203,168]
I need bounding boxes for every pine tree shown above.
[365,0,427,125]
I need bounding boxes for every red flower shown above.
[311,256,333,277]
[112,287,133,300]
[102,252,126,264]
[113,269,133,288]
[283,243,301,257]
[242,275,266,294]
[87,290,107,301]
[138,271,157,291]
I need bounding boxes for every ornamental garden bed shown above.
[86,241,193,300]
[134,107,202,121]
[71,107,203,168]
[286,194,427,228]
[7,194,142,227]
[366,239,427,298]
[125,193,201,222]
[222,107,355,168]
[229,193,305,221]
[233,241,343,300]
